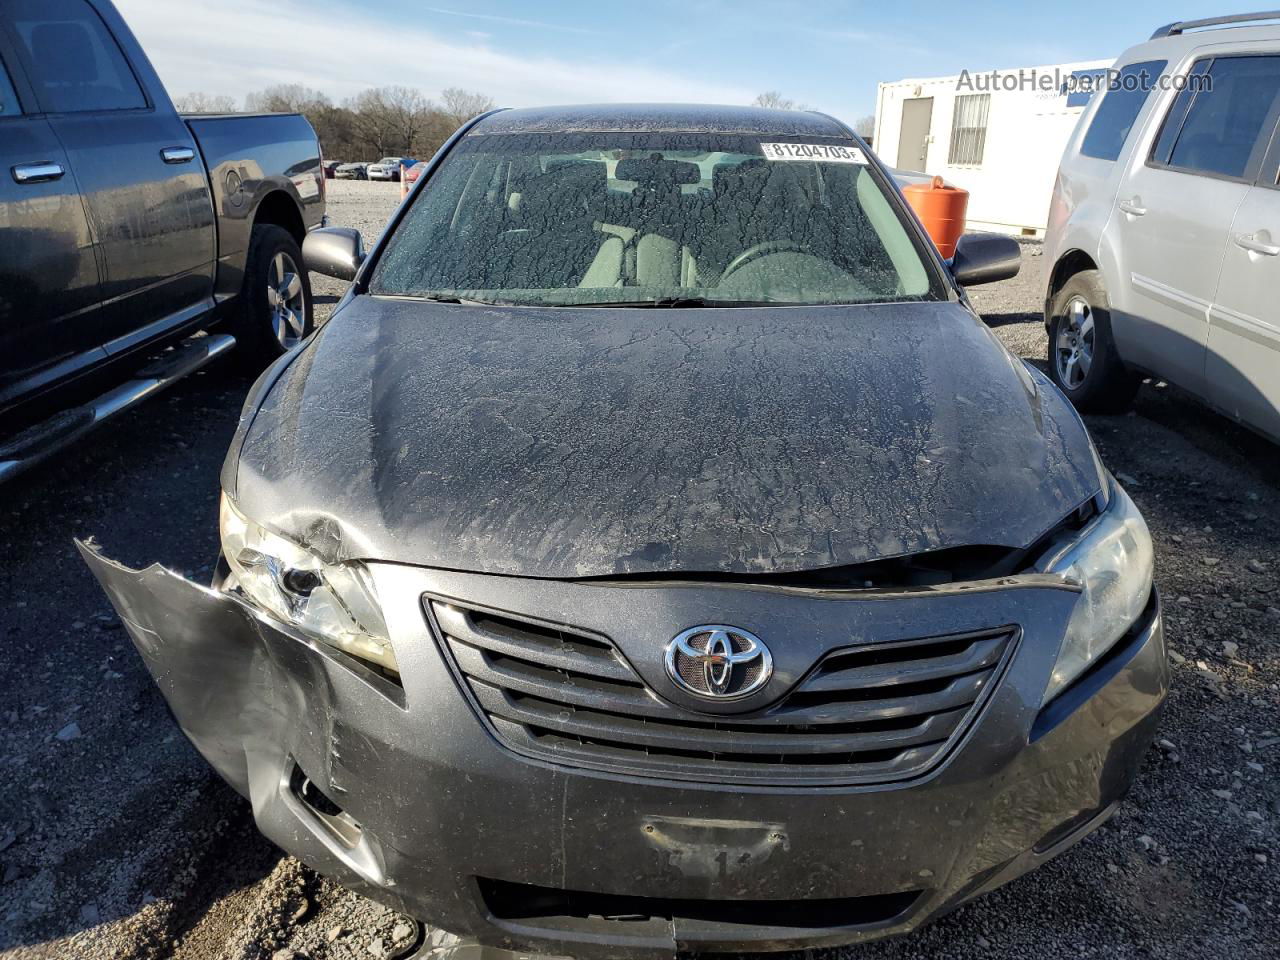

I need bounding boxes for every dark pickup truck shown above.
[0,0,325,480]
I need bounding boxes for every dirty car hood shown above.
[227,297,1103,577]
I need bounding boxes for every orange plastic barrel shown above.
[902,176,969,259]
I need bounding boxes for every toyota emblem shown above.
[664,625,773,700]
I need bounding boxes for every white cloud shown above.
[420,6,601,35]
[116,0,756,107]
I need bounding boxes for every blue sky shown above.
[121,0,1237,122]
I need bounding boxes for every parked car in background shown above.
[334,162,368,180]
[367,156,415,181]
[322,160,341,179]
[1044,12,1280,443]
[0,0,324,482]
[83,104,1164,959]
[403,160,427,184]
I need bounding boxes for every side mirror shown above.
[303,227,365,281]
[950,233,1021,287]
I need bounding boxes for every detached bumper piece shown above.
[80,544,1168,960]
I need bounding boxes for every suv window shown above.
[6,0,145,113]
[1152,55,1280,179]
[0,53,19,116]
[1079,60,1167,161]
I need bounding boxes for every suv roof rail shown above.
[1151,10,1280,39]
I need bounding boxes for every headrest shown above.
[519,161,607,218]
[615,153,700,186]
[712,158,768,196]
[31,22,97,85]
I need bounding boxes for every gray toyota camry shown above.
[82,104,1165,959]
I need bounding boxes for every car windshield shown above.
[369,132,943,307]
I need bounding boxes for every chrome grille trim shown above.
[426,594,1019,786]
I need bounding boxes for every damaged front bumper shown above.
[80,542,1167,959]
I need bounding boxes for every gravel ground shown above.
[0,181,1276,959]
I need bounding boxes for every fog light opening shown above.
[289,763,364,848]
[280,566,322,598]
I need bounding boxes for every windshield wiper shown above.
[566,296,776,308]
[377,293,506,306]
[410,293,501,306]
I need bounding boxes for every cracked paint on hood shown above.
[227,296,1103,577]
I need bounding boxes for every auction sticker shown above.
[760,142,867,163]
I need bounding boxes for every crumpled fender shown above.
[76,539,274,796]
[77,539,400,898]
[76,542,585,960]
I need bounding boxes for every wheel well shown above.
[1044,249,1097,328]
[253,191,305,246]
[1048,249,1097,298]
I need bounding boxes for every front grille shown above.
[478,877,921,929]
[427,596,1017,786]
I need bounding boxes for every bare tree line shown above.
[752,90,813,111]
[753,91,874,139]
[173,86,875,160]
[172,85,496,161]
[172,91,238,113]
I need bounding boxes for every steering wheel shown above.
[718,240,810,284]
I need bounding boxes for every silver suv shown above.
[1044,11,1280,442]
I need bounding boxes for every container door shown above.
[896,98,933,172]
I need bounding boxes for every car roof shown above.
[1120,16,1280,64]
[467,103,852,138]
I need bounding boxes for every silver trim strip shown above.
[1130,272,1211,322]
[0,335,235,483]
[1210,302,1280,351]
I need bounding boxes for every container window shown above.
[948,94,989,166]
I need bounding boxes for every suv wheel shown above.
[233,224,313,367]
[1047,270,1138,413]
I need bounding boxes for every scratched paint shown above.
[226,296,1102,577]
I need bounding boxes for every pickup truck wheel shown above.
[1047,270,1139,413]
[235,224,313,365]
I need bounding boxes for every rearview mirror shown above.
[303,227,365,281]
[950,233,1021,287]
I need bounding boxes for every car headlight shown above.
[1040,481,1153,706]
[219,494,397,674]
